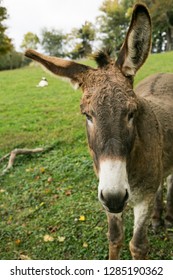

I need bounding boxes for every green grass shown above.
[0,52,173,260]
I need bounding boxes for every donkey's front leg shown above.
[130,197,154,260]
[107,212,124,260]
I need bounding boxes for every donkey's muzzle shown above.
[99,189,129,213]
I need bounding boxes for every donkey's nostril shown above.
[124,189,129,202]
[99,189,129,213]
[100,190,104,201]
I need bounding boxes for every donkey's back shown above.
[135,73,173,101]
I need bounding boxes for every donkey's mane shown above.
[94,49,112,68]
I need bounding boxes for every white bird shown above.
[36,77,48,87]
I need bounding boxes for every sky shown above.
[3,0,104,51]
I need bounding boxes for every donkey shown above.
[25,4,173,259]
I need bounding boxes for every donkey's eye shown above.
[127,112,134,125]
[85,113,92,122]
[128,112,134,121]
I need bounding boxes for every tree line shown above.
[1,0,173,70]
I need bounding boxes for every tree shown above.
[21,32,40,50]
[41,28,65,57]
[0,50,25,70]
[67,21,95,59]
[0,0,13,55]
[148,0,173,52]
[97,0,130,54]
[97,0,173,53]
[78,21,95,56]
[67,41,84,59]
[130,0,173,52]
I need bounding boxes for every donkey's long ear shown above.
[25,49,91,87]
[116,4,151,77]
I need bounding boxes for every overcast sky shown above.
[3,0,104,51]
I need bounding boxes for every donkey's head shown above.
[25,4,151,213]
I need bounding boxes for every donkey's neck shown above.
[127,97,163,191]
[136,97,163,146]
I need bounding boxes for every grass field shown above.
[0,51,173,260]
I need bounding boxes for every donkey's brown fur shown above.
[25,4,173,259]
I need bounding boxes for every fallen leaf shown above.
[65,190,72,196]
[15,239,21,245]
[20,254,31,260]
[83,242,88,248]
[79,215,86,221]
[25,168,33,172]
[53,194,59,199]
[40,167,45,173]
[58,236,65,242]
[47,177,53,183]
[43,234,54,242]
